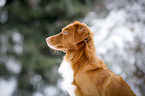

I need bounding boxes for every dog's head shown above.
[46,21,91,52]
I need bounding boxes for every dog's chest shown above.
[58,59,76,96]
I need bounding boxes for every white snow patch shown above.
[6,57,22,74]
[0,78,17,96]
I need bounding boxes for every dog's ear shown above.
[73,22,90,44]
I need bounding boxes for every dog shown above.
[46,21,136,96]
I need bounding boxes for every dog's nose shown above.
[46,37,51,42]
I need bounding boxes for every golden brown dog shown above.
[46,21,136,96]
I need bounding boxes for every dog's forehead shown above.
[62,23,74,31]
[61,22,88,32]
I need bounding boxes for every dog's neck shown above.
[65,35,104,72]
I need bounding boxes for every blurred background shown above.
[0,0,145,96]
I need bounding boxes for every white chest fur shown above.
[58,59,76,96]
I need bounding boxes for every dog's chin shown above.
[46,42,56,50]
[46,42,63,50]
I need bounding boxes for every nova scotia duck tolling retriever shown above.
[46,21,136,96]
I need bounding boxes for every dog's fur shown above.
[46,21,136,96]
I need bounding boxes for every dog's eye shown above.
[63,31,68,34]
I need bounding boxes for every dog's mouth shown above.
[57,46,63,48]
[46,37,66,51]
